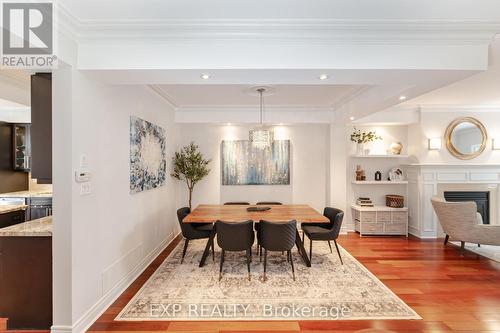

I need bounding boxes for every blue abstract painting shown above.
[130,116,167,193]
[221,140,290,185]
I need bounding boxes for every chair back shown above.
[256,202,282,205]
[215,220,254,251]
[224,202,250,205]
[431,196,478,239]
[176,207,197,238]
[259,220,297,251]
[324,207,344,239]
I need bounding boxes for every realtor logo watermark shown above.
[1,1,57,68]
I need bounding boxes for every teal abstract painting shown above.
[221,140,290,185]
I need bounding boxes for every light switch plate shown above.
[80,182,92,195]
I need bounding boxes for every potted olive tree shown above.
[171,142,211,209]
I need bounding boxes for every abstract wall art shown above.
[221,140,290,185]
[130,116,167,193]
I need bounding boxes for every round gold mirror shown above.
[445,117,487,160]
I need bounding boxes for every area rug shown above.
[116,239,420,321]
[451,241,500,262]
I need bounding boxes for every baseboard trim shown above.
[51,325,73,333]
[53,232,179,333]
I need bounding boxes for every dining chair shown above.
[258,220,297,281]
[256,201,282,205]
[215,220,255,281]
[224,202,250,205]
[254,202,281,253]
[176,207,215,264]
[302,207,344,265]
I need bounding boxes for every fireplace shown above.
[444,191,490,224]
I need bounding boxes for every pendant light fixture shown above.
[249,87,274,149]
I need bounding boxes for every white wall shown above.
[409,110,500,164]
[176,124,329,212]
[54,69,180,332]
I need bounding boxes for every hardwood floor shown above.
[84,233,500,333]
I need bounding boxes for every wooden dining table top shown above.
[183,204,330,223]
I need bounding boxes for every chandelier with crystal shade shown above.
[249,87,274,149]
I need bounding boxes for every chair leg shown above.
[478,244,481,247]
[211,238,215,261]
[181,239,189,264]
[460,241,465,256]
[246,249,251,281]
[263,249,268,281]
[219,249,225,281]
[328,240,333,253]
[259,245,262,262]
[444,234,449,245]
[334,240,343,265]
[288,250,296,281]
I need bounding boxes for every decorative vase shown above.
[390,142,403,155]
[356,143,364,155]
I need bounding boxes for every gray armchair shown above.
[431,196,500,254]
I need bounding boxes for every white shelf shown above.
[351,204,408,211]
[350,154,409,158]
[352,180,408,185]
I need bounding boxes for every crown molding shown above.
[55,5,500,45]
[177,105,334,113]
[418,104,500,113]
[148,85,179,109]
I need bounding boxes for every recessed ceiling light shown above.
[319,74,329,80]
[349,116,355,121]
[201,74,210,80]
[399,95,407,101]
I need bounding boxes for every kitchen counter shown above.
[0,216,52,237]
[0,190,52,198]
[0,204,28,214]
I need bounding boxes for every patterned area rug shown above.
[117,239,420,321]
[451,241,500,262]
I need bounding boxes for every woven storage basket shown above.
[386,194,404,208]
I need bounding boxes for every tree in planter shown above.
[171,142,211,209]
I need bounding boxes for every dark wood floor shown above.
[83,233,500,332]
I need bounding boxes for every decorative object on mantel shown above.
[375,171,382,181]
[350,127,382,155]
[248,86,274,149]
[221,140,290,185]
[355,165,366,181]
[445,117,487,160]
[388,168,404,181]
[129,116,167,193]
[171,142,211,208]
[386,194,405,208]
[390,142,403,155]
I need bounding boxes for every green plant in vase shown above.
[350,127,382,155]
[171,142,211,209]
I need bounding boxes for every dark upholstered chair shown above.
[177,207,214,264]
[302,207,344,264]
[215,220,255,281]
[256,202,282,205]
[258,220,297,281]
[224,202,250,205]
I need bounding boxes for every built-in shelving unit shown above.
[351,204,409,237]
[350,154,409,158]
[352,180,408,185]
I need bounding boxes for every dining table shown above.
[183,204,330,267]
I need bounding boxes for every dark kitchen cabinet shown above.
[0,210,26,229]
[30,73,52,184]
[13,124,31,171]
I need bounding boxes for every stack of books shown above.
[357,197,374,207]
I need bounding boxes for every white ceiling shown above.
[405,37,500,106]
[153,84,363,107]
[61,0,500,21]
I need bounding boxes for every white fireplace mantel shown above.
[403,164,500,238]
